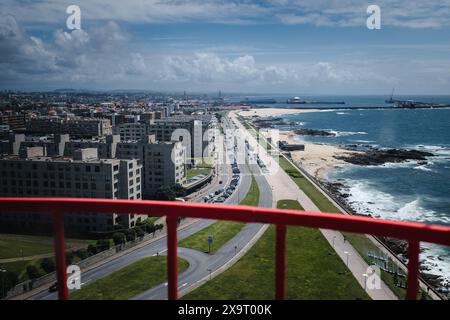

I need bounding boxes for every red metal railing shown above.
[1,197,450,300]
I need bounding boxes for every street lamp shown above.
[207,269,212,281]
[332,235,336,248]
[344,251,351,267]
[363,273,369,290]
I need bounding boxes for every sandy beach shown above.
[238,107,320,118]
[239,108,358,180]
[276,131,360,180]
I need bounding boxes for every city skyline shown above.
[1,1,450,94]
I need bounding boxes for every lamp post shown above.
[332,235,336,248]
[207,269,212,281]
[344,251,351,267]
[363,273,369,291]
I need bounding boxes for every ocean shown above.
[239,95,450,286]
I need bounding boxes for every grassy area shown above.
[277,156,340,213]
[179,176,259,254]
[0,234,89,260]
[239,175,260,206]
[186,167,212,179]
[71,257,189,300]
[0,238,54,260]
[238,116,408,299]
[184,200,369,300]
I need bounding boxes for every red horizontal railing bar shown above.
[1,198,450,246]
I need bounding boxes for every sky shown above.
[0,0,450,94]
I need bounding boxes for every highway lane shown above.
[31,118,257,300]
[132,160,272,300]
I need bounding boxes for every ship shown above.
[286,97,306,104]
[287,96,345,105]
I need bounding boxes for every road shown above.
[133,161,272,299]
[30,114,272,300]
[230,111,397,300]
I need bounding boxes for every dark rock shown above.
[294,128,336,137]
[335,148,434,166]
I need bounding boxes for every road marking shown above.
[81,279,92,286]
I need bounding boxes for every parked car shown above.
[215,189,224,195]
[215,197,225,203]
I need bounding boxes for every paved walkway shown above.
[230,111,398,300]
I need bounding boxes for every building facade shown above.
[0,148,143,233]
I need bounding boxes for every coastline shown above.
[238,107,321,118]
[238,108,357,181]
[278,131,360,180]
[240,107,450,297]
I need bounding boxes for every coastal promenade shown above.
[230,111,398,300]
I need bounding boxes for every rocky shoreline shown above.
[293,128,336,137]
[321,178,450,297]
[335,148,434,166]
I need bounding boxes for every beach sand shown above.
[278,132,360,180]
[240,107,359,180]
[238,107,320,118]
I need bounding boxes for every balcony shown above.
[0,197,450,300]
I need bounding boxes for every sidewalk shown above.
[230,111,397,300]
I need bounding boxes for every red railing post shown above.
[406,240,420,300]
[275,224,287,300]
[166,216,178,300]
[53,211,68,300]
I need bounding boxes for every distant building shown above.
[63,134,185,198]
[0,113,26,131]
[26,117,112,137]
[0,148,143,233]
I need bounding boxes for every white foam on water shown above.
[342,179,450,284]
[328,130,368,137]
[351,140,376,144]
[413,164,434,172]
[410,145,450,157]
[336,112,349,115]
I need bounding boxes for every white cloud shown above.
[1,0,450,28]
[162,53,291,84]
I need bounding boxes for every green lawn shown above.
[0,234,89,260]
[187,167,212,179]
[71,257,189,300]
[0,238,54,260]
[184,200,369,300]
[179,176,259,254]
[238,116,409,300]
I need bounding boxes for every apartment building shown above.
[112,115,216,162]
[116,138,186,198]
[26,117,112,137]
[0,148,143,233]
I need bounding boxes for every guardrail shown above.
[1,197,450,300]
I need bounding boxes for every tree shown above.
[155,184,185,201]
[145,222,155,234]
[124,229,136,242]
[65,252,74,265]
[26,265,42,279]
[40,258,55,273]
[135,226,144,238]
[96,239,111,252]
[0,270,19,298]
[113,232,125,246]
[74,248,88,260]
